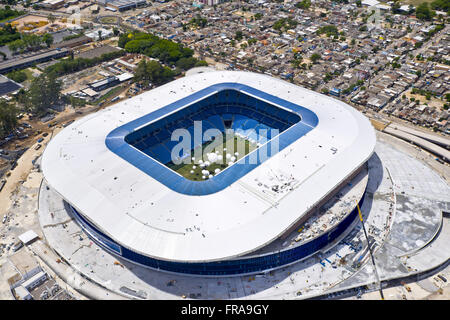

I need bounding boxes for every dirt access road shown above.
[0,100,113,219]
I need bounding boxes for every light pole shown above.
[357,201,384,300]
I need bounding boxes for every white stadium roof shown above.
[41,71,376,262]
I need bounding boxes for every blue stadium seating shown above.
[206,115,225,132]
[222,113,233,121]
[149,144,172,164]
[125,89,302,165]
[242,119,259,130]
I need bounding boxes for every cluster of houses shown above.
[119,0,449,133]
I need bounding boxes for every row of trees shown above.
[0,23,20,47]
[1,31,208,137]
[0,6,23,21]
[1,44,122,137]
[62,33,85,42]
[8,33,53,54]
[45,50,125,76]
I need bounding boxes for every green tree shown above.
[416,2,435,20]
[311,53,321,63]
[0,99,18,137]
[118,32,198,67]
[291,56,303,68]
[195,60,208,67]
[6,70,26,83]
[118,33,132,48]
[189,15,208,28]
[21,33,43,51]
[295,0,311,9]
[273,18,298,33]
[431,0,450,13]
[25,72,61,115]
[317,25,339,37]
[42,33,53,48]
[125,39,153,53]
[133,60,174,86]
[247,38,257,45]
[8,39,24,54]
[45,50,125,76]
[47,13,56,24]
[67,96,86,108]
[176,57,197,70]
[134,59,149,86]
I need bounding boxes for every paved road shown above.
[386,123,450,148]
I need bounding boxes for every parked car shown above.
[12,241,23,252]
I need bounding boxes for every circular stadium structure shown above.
[41,71,376,276]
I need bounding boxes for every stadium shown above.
[41,71,376,276]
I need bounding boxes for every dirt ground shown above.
[0,103,99,219]
[370,119,389,131]
[61,67,104,93]
[0,135,46,217]
[404,89,446,112]
[10,14,48,27]
[10,15,79,34]
[0,79,136,219]
[426,284,450,300]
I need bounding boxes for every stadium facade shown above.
[41,71,376,276]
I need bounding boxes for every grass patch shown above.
[99,16,119,24]
[23,68,35,81]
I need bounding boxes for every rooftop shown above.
[41,71,376,262]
